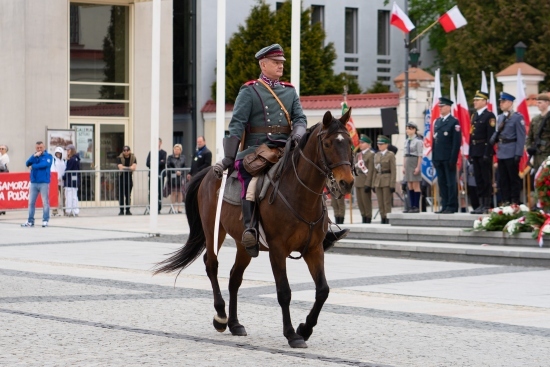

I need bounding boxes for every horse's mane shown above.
[297,117,345,150]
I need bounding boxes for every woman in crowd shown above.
[166,144,186,213]
[64,145,81,217]
[51,147,66,216]
[0,145,8,215]
[402,122,423,213]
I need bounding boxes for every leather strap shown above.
[250,125,291,134]
[257,79,292,127]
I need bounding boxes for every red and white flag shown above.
[390,2,415,33]
[488,72,498,114]
[515,68,531,171]
[439,6,468,33]
[450,77,457,117]
[423,69,441,159]
[456,75,471,159]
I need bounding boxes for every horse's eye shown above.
[323,141,330,149]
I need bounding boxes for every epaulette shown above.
[281,81,295,88]
[244,80,257,86]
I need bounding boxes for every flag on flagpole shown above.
[422,69,441,184]
[390,1,415,33]
[481,71,488,95]
[439,6,468,32]
[488,72,498,114]
[342,101,359,148]
[450,77,457,117]
[515,68,531,172]
[456,75,471,159]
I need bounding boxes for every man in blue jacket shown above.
[22,141,52,227]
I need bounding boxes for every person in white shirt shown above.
[50,147,66,216]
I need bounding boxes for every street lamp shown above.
[409,48,420,68]
[404,48,421,125]
[514,42,526,62]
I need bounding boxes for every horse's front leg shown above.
[296,245,329,342]
[204,248,228,333]
[270,251,307,348]
[227,245,251,336]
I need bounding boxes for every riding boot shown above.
[241,200,259,258]
[322,228,350,252]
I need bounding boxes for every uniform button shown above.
[266,106,268,109]
[280,113,282,115]
[267,119,270,122]
[267,113,269,115]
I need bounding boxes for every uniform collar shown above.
[259,73,280,88]
[476,106,487,114]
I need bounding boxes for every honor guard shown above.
[432,97,461,213]
[469,90,496,214]
[354,135,375,223]
[526,94,550,172]
[490,92,526,205]
[373,136,396,224]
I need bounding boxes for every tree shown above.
[213,0,360,103]
[366,81,391,94]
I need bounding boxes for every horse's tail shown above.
[153,167,211,276]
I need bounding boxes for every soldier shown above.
[469,90,496,214]
[213,44,347,256]
[331,195,346,224]
[432,97,461,213]
[490,92,526,205]
[354,135,375,223]
[526,94,550,172]
[373,136,396,224]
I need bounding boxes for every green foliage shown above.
[365,80,391,94]
[214,0,359,103]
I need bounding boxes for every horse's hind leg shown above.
[296,246,329,342]
[270,251,307,348]
[227,246,251,336]
[204,239,228,332]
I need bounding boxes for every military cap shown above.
[406,121,418,129]
[377,135,390,144]
[473,90,489,100]
[499,92,515,102]
[536,93,550,102]
[438,97,454,106]
[359,135,372,144]
[255,44,286,61]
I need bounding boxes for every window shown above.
[69,3,129,117]
[311,5,324,28]
[377,10,390,56]
[345,8,358,54]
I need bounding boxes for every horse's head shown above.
[317,109,355,197]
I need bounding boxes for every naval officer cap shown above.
[438,97,454,106]
[359,135,372,144]
[499,92,515,101]
[473,90,489,100]
[255,44,286,61]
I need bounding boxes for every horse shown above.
[154,109,355,348]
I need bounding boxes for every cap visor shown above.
[267,56,286,61]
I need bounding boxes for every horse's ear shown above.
[322,111,333,128]
[340,107,352,125]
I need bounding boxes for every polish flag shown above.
[488,72,498,114]
[450,77,457,117]
[390,2,415,33]
[515,68,530,172]
[342,101,359,148]
[456,75,471,159]
[480,71,488,100]
[439,6,468,33]
[423,68,441,159]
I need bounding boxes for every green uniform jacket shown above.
[373,151,396,188]
[354,150,375,188]
[228,80,307,160]
[526,112,550,168]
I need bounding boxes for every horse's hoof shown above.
[213,315,228,333]
[288,337,307,349]
[229,324,247,336]
[296,323,312,341]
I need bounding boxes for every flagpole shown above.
[409,18,439,44]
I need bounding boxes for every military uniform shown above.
[469,91,496,213]
[373,136,396,223]
[493,94,526,204]
[527,113,550,170]
[354,143,375,223]
[432,98,461,213]
[331,196,346,223]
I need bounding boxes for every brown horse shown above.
[154,109,355,348]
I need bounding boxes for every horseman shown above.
[213,43,348,258]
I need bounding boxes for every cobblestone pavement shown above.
[1,220,550,366]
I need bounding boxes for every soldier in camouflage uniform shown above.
[213,44,347,257]
[526,94,550,172]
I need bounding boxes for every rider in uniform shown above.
[213,44,348,257]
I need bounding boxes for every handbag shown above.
[243,144,284,176]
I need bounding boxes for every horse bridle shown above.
[292,124,352,199]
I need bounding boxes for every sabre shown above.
[214,169,228,256]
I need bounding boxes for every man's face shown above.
[123,147,130,157]
[196,137,205,149]
[440,104,451,115]
[261,58,284,80]
[359,141,368,151]
[537,100,550,113]
[36,144,44,152]
[499,99,513,112]
[473,98,487,109]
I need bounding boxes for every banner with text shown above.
[0,172,58,210]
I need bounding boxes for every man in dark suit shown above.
[469,90,497,214]
[432,97,461,213]
[186,136,212,181]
